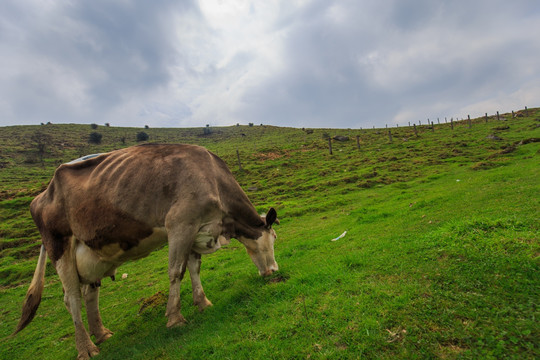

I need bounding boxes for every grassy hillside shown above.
[1,110,539,359]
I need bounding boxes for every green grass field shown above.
[1,110,539,359]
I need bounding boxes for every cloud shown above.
[0,0,539,128]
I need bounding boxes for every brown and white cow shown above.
[14,144,279,359]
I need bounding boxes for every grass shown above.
[1,110,539,359]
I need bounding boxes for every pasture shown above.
[1,111,539,359]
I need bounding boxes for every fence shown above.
[233,107,535,170]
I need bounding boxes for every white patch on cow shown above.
[239,228,278,276]
[192,230,221,254]
[218,235,230,246]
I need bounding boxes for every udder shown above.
[75,241,117,284]
[75,227,168,284]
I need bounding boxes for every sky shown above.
[1,0,539,129]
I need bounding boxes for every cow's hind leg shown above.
[82,284,113,344]
[56,241,100,359]
[188,252,213,312]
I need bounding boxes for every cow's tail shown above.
[13,245,47,335]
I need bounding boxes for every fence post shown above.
[328,138,333,155]
[356,135,360,151]
[468,115,472,129]
[485,113,488,123]
[497,111,500,121]
[408,121,411,127]
[431,121,435,132]
[413,123,418,137]
[437,118,440,124]
[451,118,454,130]
[236,149,243,171]
[512,110,515,118]
[525,106,528,116]
[388,130,393,143]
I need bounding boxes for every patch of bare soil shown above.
[138,291,167,314]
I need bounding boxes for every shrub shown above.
[88,132,103,144]
[90,123,98,129]
[136,132,149,142]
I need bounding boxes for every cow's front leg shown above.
[165,257,187,327]
[165,227,194,328]
[188,252,213,312]
[82,284,113,344]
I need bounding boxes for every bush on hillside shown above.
[88,132,103,144]
[136,132,149,142]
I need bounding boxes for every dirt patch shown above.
[256,152,286,161]
[138,291,167,314]
[265,272,289,284]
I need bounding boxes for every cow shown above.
[14,144,279,359]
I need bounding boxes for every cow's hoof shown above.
[196,298,213,312]
[94,328,114,344]
[77,343,100,359]
[166,314,187,328]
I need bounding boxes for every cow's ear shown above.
[265,208,278,228]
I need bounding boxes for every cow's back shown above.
[32,144,248,259]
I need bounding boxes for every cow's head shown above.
[238,208,279,276]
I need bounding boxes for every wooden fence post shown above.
[431,122,435,132]
[525,106,528,116]
[497,111,500,121]
[413,123,418,137]
[236,149,243,171]
[328,138,333,155]
[356,135,360,150]
[485,113,488,123]
[388,130,393,143]
[512,110,515,118]
[451,118,454,130]
[468,115,471,129]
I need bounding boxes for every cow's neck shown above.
[222,206,264,241]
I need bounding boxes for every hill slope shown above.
[1,110,539,359]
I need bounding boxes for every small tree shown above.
[30,131,53,164]
[136,131,149,142]
[88,132,103,144]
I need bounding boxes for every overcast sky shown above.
[1,0,539,129]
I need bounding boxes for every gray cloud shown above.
[1,0,539,128]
